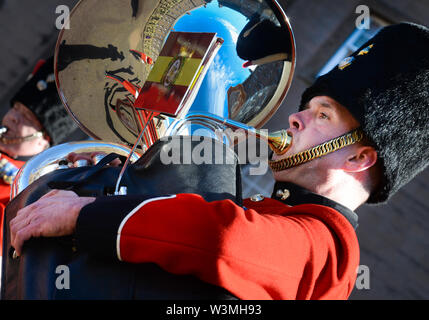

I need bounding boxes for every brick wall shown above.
[245,0,429,299]
[0,0,79,114]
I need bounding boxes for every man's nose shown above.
[288,111,304,131]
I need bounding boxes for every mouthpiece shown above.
[253,129,293,155]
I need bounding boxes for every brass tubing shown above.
[184,113,293,155]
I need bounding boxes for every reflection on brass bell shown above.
[55,0,296,155]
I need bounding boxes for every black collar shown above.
[14,155,33,162]
[1,152,33,162]
[271,181,359,230]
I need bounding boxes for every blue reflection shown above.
[173,0,250,118]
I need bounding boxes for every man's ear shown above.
[343,145,378,173]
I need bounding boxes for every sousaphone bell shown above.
[55,0,295,155]
[3,0,297,300]
[12,0,296,198]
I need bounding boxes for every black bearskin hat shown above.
[10,56,77,145]
[236,13,292,64]
[300,23,429,204]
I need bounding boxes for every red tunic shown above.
[0,154,25,258]
[76,191,360,300]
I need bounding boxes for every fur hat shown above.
[236,13,292,66]
[10,56,77,145]
[300,23,429,204]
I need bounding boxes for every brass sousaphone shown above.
[12,0,296,197]
[3,0,297,300]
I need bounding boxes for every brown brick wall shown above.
[267,0,429,299]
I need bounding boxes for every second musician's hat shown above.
[300,22,429,204]
[236,13,292,66]
[10,56,78,145]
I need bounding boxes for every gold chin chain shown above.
[269,128,365,172]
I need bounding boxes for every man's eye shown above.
[319,113,329,120]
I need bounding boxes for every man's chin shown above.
[0,145,18,158]
[271,148,297,161]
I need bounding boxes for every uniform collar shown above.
[1,152,32,162]
[271,181,359,229]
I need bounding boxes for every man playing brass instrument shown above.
[0,56,78,268]
[8,23,429,299]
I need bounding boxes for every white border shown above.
[116,195,176,261]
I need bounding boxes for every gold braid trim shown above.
[269,128,365,172]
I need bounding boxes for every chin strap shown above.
[269,128,365,172]
[0,131,44,145]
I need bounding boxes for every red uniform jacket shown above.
[0,59,47,258]
[75,182,360,300]
[0,154,25,258]
[0,59,47,260]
